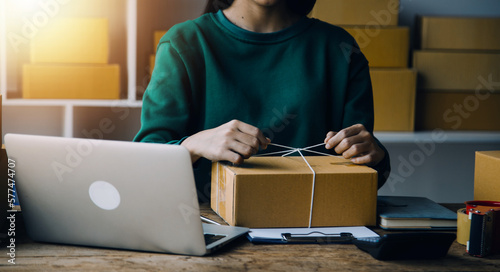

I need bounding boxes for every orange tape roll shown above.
[456,208,470,245]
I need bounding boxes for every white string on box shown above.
[255,143,340,228]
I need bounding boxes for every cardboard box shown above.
[343,26,409,68]
[419,16,500,51]
[23,64,120,99]
[150,30,167,75]
[312,0,399,26]
[154,30,168,53]
[31,18,109,64]
[415,91,500,131]
[474,151,500,201]
[150,54,155,75]
[413,51,500,91]
[211,156,378,228]
[370,69,416,131]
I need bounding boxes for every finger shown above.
[218,149,245,165]
[350,153,373,165]
[234,120,269,149]
[324,131,337,145]
[334,135,363,155]
[341,141,371,160]
[349,149,384,166]
[263,137,271,149]
[325,125,363,150]
[232,132,261,156]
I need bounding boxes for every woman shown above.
[134,0,390,201]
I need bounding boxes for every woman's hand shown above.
[324,124,385,166]
[181,120,270,164]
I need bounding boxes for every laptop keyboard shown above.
[204,234,226,245]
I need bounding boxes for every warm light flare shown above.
[10,0,41,13]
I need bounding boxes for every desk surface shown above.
[1,204,499,271]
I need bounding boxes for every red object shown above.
[465,200,500,214]
[465,200,500,256]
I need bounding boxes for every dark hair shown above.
[204,0,233,13]
[204,0,317,16]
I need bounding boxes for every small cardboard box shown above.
[370,68,416,131]
[474,151,500,201]
[31,18,109,64]
[419,16,500,51]
[415,91,500,131]
[149,54,155,75]
[23,64,120,99]
[211,156,378,228]
[343,26,409,68]
[151,30,167,74]
[413,50,500,91]
[312,0,399,26]
[154,30,168,53]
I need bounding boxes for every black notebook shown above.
[377,196,457,230]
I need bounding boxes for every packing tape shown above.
[456,208,470,245]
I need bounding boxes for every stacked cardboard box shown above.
[312,0,416,131]
[23,18,120,99]
[312,0,399,26]
[149,30,168,76]
[474,151,500,201]
[414,16,500,131]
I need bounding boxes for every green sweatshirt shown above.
[134,11,390,201]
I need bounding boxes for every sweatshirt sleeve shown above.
[343,40,391,189]
[133,40,192,144]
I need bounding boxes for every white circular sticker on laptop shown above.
[89,181,121,210]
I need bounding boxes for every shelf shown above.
[0,0,209,141]
[2,98,142,107]
[0,0,141,140]
[375,131,500,144]
[1,0,129,99]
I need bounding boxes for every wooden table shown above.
[1,204,499,271]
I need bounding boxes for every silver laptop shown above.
[5,133,248,256]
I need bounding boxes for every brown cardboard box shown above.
[151,30,167,74]
[343,26,409,68]
[31,18,109,64]
[149,54,155,75]
[211,156,378,228]
[370,69,416,131]
[23,64,120,99]
[415,91,500,131]
[413,51,500,91]
[419,16,500,51]
[154,30,168,53]
[474,151,500,201]
[312,0,399,26]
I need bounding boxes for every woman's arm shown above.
[324,38,390,188]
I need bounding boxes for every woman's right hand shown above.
[181,120,270,164]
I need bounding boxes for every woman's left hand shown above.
[324,124,385,166]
